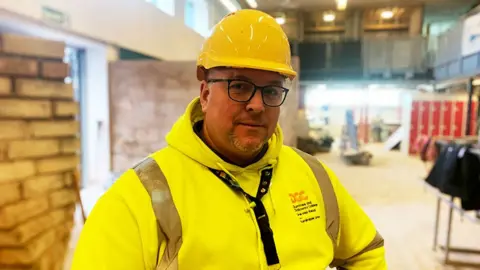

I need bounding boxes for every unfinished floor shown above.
[64,146,480,270]
[321,145,480,270]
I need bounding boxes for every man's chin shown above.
[232,138,265,153]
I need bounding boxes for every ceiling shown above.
[252,0,477,10]
[236,0,479,24]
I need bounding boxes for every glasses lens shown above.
[262,86,287,106]
[228,80,256,102]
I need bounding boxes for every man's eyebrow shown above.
[231,75,284,85]
[231,75,251,81]
[267,80,284,85]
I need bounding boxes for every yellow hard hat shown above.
[197,9,296,81]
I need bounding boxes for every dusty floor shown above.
[321,145,480,270]
[64,145,480,269]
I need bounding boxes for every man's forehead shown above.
[209,67,286,83]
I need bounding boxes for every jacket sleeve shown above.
[71,170,159,270]
[322,163,387,270]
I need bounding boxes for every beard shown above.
[228,131,268,153]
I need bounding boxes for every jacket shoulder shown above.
[72,168,159,269]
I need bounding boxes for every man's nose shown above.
[246,91,265,112]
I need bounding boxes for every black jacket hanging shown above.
[426,143,465,198]
[459,147,480,211]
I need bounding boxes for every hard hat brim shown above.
[197,54,297,81]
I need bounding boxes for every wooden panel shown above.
[430,101,441,137]
[409,101,420,154]
[453,101,464,137]
[441,101,453,136]
[470,101,478,136]
[419,101,430,136]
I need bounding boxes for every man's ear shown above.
[199,81,210,113]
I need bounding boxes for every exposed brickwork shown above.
[0,99,52,119]
[29,121,79,138]
[0,57,38,77]
[41,61,70,79]
[15,79,74,99]
[109,60,299,172]
[0,121,28,140]
[54,101,79,117]
[0,77,11,95]
[0,34,65,59]
[60,138,80,154]
[0,34,79,270]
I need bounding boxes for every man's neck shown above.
[195,121,267,167]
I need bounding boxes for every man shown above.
[71,9,386,270]
[372,114,384,142]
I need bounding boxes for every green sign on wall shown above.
[41,6,70,28]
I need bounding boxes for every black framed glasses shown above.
[207,79,289,107]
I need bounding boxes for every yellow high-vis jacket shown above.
[71,98,386,270]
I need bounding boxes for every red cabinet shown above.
[407,97,477,156]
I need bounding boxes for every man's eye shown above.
[264,87,281,96]
[231,82,252,90]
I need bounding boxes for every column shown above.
[466,77,474,135]
[409,6,424,36]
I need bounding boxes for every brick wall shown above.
[110,60,300,173]
[0,34,79,270]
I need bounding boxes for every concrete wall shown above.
[279,56,300,147]
[109,61,199,173]
[0,34,78,270]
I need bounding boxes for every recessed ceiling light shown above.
[336,0,347,10]
[275,17,286,25]
[323,13,336,22]
[219,0,237,12]
[381,10,394,19]
[245,0,258,9]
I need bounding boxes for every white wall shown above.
[305,87,406,138]
[400,92,413,155]
[81,47,112,188]
[0,0,205,60]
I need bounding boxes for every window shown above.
[193,0,210,37]
[183,0,210,37]
[64,47,86,186]
[185,0,195,29]
[146,0,175,16]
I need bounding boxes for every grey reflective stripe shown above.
[133,157,182,270]
[361,231,385,254]
[331,231,385,268]
[293,149,385,268]
[292,148,340,248]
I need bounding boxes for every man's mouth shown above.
[239,123,264,128]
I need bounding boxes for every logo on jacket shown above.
[289,191,308,203]
[289,190,320,224]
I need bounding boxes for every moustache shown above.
[234,118,267,127]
